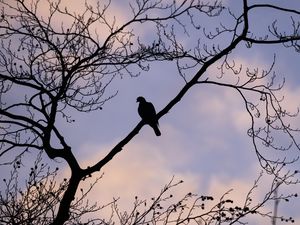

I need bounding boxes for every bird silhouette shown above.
[136,96,161,136]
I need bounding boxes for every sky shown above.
[1,0,300,224]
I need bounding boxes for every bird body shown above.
[136,96,161,136]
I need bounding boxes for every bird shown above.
[136,96,161,136]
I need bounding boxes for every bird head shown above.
[136,96,146,103]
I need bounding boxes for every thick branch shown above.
[243,36,300,45]
[248,4,300,15]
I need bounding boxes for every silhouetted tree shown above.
[107,175,298,225]
[1,158,298,224]
[0,152,105,225]
[0,0,300,224]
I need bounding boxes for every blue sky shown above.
[1,0,300,224]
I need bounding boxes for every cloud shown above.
[205,170,271,224]
[193,85,250,133]
[72,111,260,220]
[278,84,300,117]
[75,139,295,225]
[76,125,202,212]
[54,42,300,223]
[34,0,132,43]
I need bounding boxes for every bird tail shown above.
[153,124,161,136]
